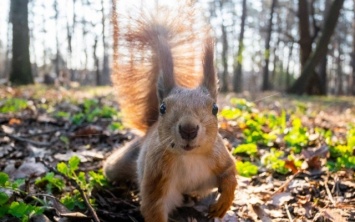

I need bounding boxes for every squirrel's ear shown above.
[157,40,176,101]
[157,69,175,102]
[201,37,217,100]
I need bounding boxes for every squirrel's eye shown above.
[212,103,218,116]
[160,102,166,115]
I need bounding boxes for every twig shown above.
[284,203,293,222]
[271,170,302,196]
[324,172,337,207]
[2,133,58,147]
[23,129,59,138]
[38,159,100,222]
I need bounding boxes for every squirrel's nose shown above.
[179,124,199,141]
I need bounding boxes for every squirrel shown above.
[103,3,237,222]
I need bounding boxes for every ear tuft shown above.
[201,37,217,100]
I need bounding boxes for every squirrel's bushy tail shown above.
[112,2,209,133]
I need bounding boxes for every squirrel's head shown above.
[157,38,218,154]
[157,88,218,154]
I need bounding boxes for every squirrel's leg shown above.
[140,176,182,222]
[140,200,166,222]
[139,156,182,222]
[208,164,237,218]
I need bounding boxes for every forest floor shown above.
[0,85,355,222]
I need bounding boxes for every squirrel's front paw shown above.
[208,200,231,218]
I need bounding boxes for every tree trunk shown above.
[53,0,60,78]
[9,0,33,85]
[67,0,76,81]
[28,1,37,78]
[298,0,320,95]
[298,0,312,67]
[4,13,11,80]
[287,0,345,94]
[220,21,229,92]
[336,40,343,95]
[81,0,90,83]
[261,0,277,91]
[112,0,119,80]
[93,37,100,86]
[41,2,48,75]
[233,0,247,93]
[352,0,355,95]
[271,12,282,90]
[318,54,327,94]
[100,0,111,85]
[314,0,331,95]
[285,42,294,90]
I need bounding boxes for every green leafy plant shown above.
[35,172,65,193]
[0,156,110,221]
[71,113,86,125]
[284,118,308,153]
[56,156,108,210]
[220,107,242,120]
[89,170,108,187]
[60,190,87,210]
[109,122,124,131]
[66,99,119,125]
[329,145,352,158]
[55,111,71,119]
[233,143,258,156]
[236,161,258,177]
[0,172,43,221]
[261,148,289,174]
[347,128,355,149]
[0,98,28,113]
[327,127,355,171]
[230,98,255,112]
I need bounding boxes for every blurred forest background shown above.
[0,0,354,95]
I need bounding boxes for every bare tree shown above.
[111,0,119,73]
[315,0,331,95]
[9,0,33,85]
[285,42,294,89]
[53,0,60,78]
[93,36,100,85]
[66,0,76,81]
[3,8,12,80]
[298,0,312,67]
[219,0,229,92]
[233,0,247,93]
[271,10,282,90]
[28,0,38,78]
[261,0,277,91]
[335,39,343,95]
[99,0,110,85]
[288,0,345,94]
[352,0,355,95]
[41,2,48,74]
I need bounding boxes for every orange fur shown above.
[112,4,206,133]
[104,2,237,221]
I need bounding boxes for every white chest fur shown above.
[162,154,218,215]
[174,154,217,196]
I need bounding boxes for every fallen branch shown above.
[324,172,337,207]
[23,129,60,138]
[284,203,293,222]
[271,170,302,196]
[1,132,58,147]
